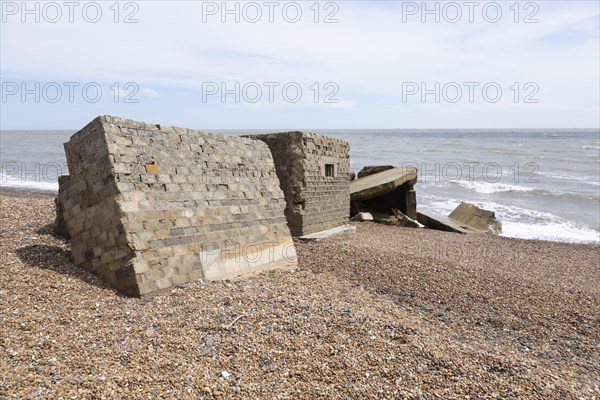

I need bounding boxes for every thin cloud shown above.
[1,1,598,128]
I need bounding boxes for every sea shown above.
[1,129,599,244]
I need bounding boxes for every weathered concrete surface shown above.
[350,167,417,202]
[418,203,502,235]
[357,165,394,179]
[296,224,356,242]
[350,167,418,220]
[365,211,420,228]
[350,212,373,222]
[391,208,421,228]
[247,132,350,237]
[449,202,502,234]
[358,184,417,220]
[417,212,478,234]
[57,116,297,296]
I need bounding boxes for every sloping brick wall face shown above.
[59,116,297,296]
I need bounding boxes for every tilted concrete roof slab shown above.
[350,167,417,202]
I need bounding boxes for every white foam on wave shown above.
[478,201,599,244]
[450,180,537,194]
[582,145,600,150]
[418,196,600,244]
[0,172,58,192]
[501,220,599,244]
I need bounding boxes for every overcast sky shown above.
[1,1,599,129]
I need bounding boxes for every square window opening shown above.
[325,163,335,177]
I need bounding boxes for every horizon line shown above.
[2,127,600,132]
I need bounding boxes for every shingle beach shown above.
[1,189,598,399]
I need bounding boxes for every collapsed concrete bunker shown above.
[56,116,297,296]
[55,115,503,297]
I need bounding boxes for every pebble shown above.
[0,189,598,399]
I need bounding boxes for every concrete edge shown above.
[296,224,357,242]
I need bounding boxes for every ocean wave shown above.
[450,180,536,194]
[0,172,58,192]
[449,177,600,195]
[537,172,600,187]
[418,196,600,244]
[470,201,599,244]
[500,220,600,244]
[582,145,600,149]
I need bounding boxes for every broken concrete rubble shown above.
[449,202,503,234]
[350,212,373,222]
[351,209,421,228]
[417,212,476,234]
[350,166,418,223]
[391,208,421,228]
[418,202,502,235]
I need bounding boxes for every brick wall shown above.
[58,116,297,297]
[247,132,350,236]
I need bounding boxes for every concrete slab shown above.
[417,202,502,235]
[449,202,502,234]
[296,224,356,242]
[350,167,417,201]
[417,212,485,234]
